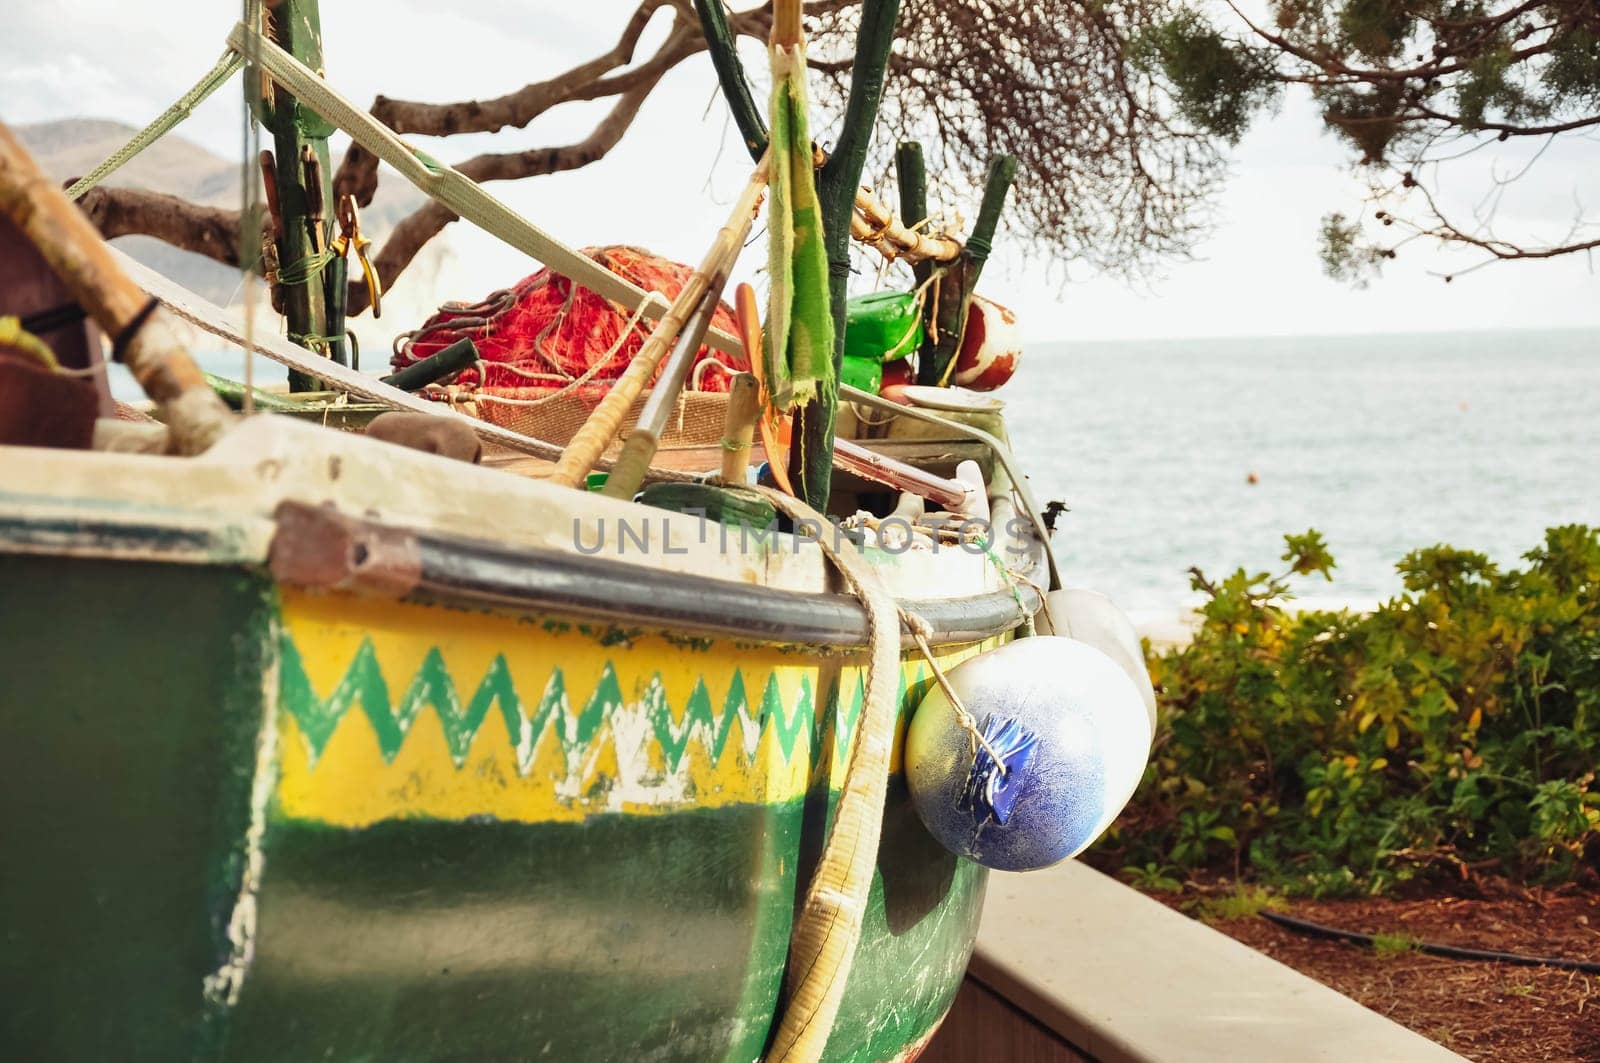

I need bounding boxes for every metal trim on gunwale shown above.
[267,501,1044,649]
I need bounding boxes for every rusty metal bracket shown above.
[268,500,421,597]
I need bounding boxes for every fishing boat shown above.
[0,4,1151,1061]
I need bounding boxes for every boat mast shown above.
[253,0,337,391]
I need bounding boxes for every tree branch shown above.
[346,35,695,315]
[333,0,678,205]
[75,186,244,268]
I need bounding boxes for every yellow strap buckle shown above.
[334,193,383,319]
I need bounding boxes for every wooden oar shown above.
[601,288,726,499]
[549,157,768,489]
[718,373,760,485]
[736,282,795,495]
[0,121,232,454]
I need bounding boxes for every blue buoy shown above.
[905,636,1152,872]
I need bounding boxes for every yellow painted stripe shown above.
[274,590,994,827]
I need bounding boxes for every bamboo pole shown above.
[718,372,760,484]
[600,288,725,500]
[773,0,803,45]
[0,122,232,454]
[848,186,963,265]
[548,158,768,489]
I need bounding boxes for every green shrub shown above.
[1194,884,1286,923]
[1097,525,1600,896]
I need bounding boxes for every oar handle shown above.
[0,121,231,454]
[719,372,760,484]
[601,288,726,500]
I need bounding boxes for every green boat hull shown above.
[0,555,987,1061]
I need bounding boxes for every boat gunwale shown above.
[0,493,1042,648]
[268,500,1045,649]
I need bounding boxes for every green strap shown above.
[66,50,246,201]
[765,42,834,411]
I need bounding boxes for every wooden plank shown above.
[921,977,1094,1063]
[965,861,1467,1063]
[483,437,992,486]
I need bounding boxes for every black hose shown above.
[382,338,479,392]
[1260,910,1600,974]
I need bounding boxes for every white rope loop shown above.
[900,609,1008,771]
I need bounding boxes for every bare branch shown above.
[75,186,244,268]
[346,32,697,314]
[810,0,1228,278]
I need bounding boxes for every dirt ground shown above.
[1153,881,1600,1061]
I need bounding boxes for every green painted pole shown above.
[895,140,933,344]
[789,0,901,511]
[381,338,480,392]
[693,0,768,158]
[916,154,1016,386]
[255,0,335,392]
[694,0,903,510]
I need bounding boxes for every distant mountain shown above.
[15,117,428,307]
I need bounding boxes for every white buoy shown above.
[905,637,1152,871]
[1040,588,1158,736]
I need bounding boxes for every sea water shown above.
[1005,329,1600,610]
[119,329,1597,612]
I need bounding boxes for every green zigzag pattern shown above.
[277,634,929,771]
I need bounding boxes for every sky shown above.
[3,0,1599,342]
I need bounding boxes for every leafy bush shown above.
[1097,526,1600,896]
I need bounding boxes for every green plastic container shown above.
[844,291,923,364]
[841,353,882,394]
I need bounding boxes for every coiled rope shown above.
[757,487,901,1063]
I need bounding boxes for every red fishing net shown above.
[392,245,746,395]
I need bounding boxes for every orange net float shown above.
[392,245,747,396]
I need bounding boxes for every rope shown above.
[901,610,1008,767]
[224,22,745,358]
[468,293,661,408]
[758,487,902,1063]
[110,245,692,481]
[979,537,1039,637]
[690,353,741,390]
[274,248,336,287]
[66,50,246,201]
